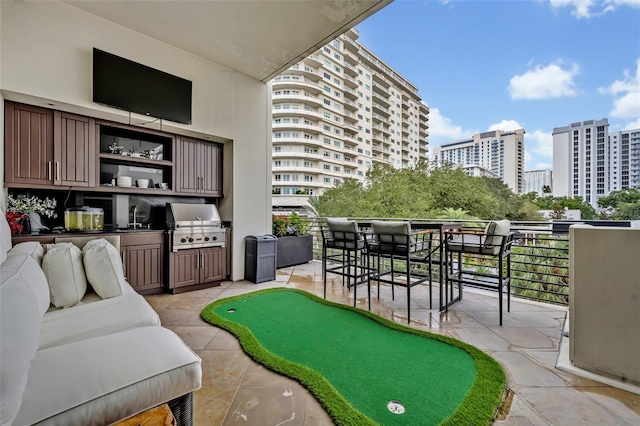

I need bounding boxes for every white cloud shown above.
[488,120,523,132]
[509,62,579,100]
[549,0,597,18]
[524,129,553,170]
[599,59,640,119]
[529,130,553,157]
[624,117,640,130]
[427,107,475,142]
[549,0,639,18]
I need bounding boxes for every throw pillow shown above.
[7,242,45,266]
[483,221,497,248]
[82,239,125,299]
[485,220,510,249]
[41,243,87,308]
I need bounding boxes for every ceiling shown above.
[62,0,393,82]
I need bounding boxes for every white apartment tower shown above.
[523,169,553,195]
[270,29,429,211]
[552,119,610,208]
[609,128,640,191]
[432,129,525,193]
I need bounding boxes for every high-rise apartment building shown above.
[553,119,609,208]
[609,128,640,191]
[523,169,553,195]
[432,129,525,193]
[554,120,640,209]
[270,29,429,211]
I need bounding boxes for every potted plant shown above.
[272,213,313,268]
[5,194,57,235]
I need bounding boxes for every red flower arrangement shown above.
[5,211,27,235]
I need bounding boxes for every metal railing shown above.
[292,216,591,307]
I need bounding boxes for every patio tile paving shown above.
[145,260,639,425]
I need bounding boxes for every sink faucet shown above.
[128,205,142,229]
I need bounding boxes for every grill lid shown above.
[167,203,222,229]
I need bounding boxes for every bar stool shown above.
[365,220,434,323]
[321,219,369,309]
[445,220,514,325]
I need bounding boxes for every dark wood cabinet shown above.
[54,111,95,187]
[201,247,226,283]
[5,102,225,198]
[171,249,200,288]
[176,137,222,196]
[169,246,226,292]
[4,102,95,188]
[120,232,165,294]
[4,101,54,186]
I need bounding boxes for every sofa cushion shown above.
[484,219,511,249]
[82,238,125,299]
[14,327,202,426]
[39,293,160,350]
[8,241,45,266]
[41,243,87,308]
[0,255,46,425]
[0,209,11,264]
[0,254,51,316]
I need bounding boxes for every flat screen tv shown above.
[93,48,192,125]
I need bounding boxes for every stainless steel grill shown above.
[167,203,226,251]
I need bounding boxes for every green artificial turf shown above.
[201,288,506,426]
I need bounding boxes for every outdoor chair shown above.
[445,220,514,325]
[365,220,435,323]
[321,219,370,309]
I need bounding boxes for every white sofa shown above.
[0,214,202,426]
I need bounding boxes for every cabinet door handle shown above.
[200,253,204,269]
[55,161,60,181]
[47,161,52,180]
[121,252,127,277]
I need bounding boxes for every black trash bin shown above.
[244,235,277,283]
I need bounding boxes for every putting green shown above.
[201,288,505,425]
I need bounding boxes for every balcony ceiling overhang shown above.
[62,0,393,82]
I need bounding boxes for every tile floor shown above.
[144,261,640,425]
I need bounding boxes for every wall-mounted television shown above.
[93,48,192,125]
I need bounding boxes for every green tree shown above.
[315,161,546,220]
[614,202,640,220]
[597,188,640,209]
[479,177,542,221]
[426,165,498,219]
[437,207,475,220]
[531,195,596,219]
[597,188,640,219]
[315,178,367,217]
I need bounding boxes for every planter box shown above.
[276,235,313,268]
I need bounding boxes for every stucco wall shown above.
[569,225,640,385]
[0,1,271,280]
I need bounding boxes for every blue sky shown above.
[355,0,640,171]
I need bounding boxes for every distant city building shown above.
[270,29,429,211]
[523,169,553,195]
[432,129,525,193]
[553,119,640,209]
[609,128,640,191]
[553,119,608,208]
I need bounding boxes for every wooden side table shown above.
[115,403,175,426]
